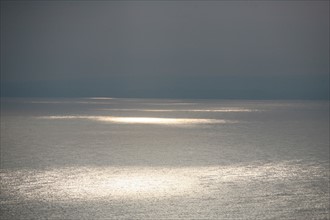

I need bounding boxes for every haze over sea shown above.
[0,98,329,219]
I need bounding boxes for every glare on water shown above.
[1,98,329,219]
[40,116,232,125]
[1,162,327,202]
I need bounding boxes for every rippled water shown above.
[1,98,329,219]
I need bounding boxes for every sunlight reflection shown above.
[87,97,114,100]
[1,162,326,202]
[53,172,195,199]
[97,108,259,112]
[1,167,197,201]
[40,116,233,125]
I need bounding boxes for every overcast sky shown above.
[1,0,329,99]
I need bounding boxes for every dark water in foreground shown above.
[1,98,329,219]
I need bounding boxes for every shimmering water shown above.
[1,98,329,219]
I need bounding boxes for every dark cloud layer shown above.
[1,1,329,99]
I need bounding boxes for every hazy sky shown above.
[1,0,329,99]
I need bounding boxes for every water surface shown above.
[1,98,329,219]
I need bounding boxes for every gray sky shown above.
[1,0,329,99]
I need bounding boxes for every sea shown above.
[0,98,329,219]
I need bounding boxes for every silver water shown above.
[1,98,329,219]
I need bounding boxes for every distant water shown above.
[1,98,329,219]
